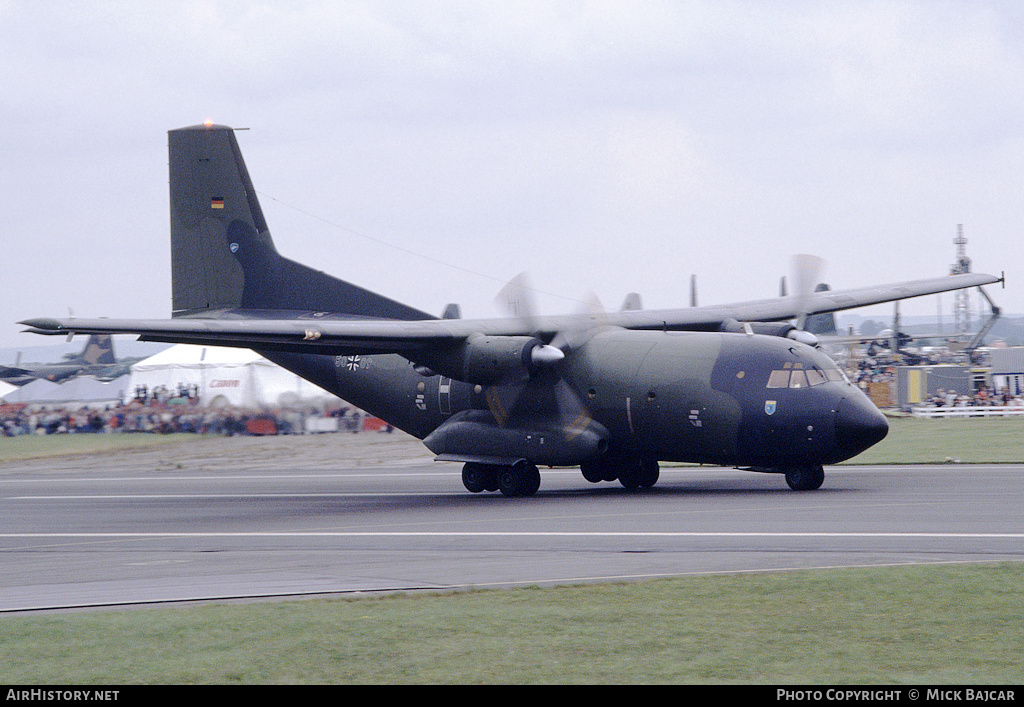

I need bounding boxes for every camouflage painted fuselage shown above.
[262,327,886,470]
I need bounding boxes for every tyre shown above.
[462,462,487,493]
[785,466,824,491]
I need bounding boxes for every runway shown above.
[1,433,1022,612]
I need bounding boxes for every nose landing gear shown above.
[784,465,825,491]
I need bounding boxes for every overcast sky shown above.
[2,0,1022,354]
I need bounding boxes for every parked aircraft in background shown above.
[0,334,116,385]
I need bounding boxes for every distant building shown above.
[990,347,1024,395]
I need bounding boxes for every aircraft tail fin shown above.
[168,124,432,321]
[71,334,116,366]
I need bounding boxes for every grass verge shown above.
[2,563,1022,684]
[0,433,203,462]
[843,416,1024,465]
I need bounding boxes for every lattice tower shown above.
[950,224,972,334]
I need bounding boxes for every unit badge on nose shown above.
[764,400,777,415]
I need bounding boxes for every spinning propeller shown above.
[493,273,566,368]
[490,273,602,433]
[789,254,827,346]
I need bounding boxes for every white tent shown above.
[32,375,128,406]
[125,345,340,409]
[0,380,17,400]
[1,378,60,404]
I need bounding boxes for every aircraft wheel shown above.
[619,475,641,490]
[638,459,660,489]
[483,470,501,492]
[580,460,605,483]
[785,466,824,491]
[462,462,488,493]
[498,467,520,496]
[520,463,541,496]
[619,459,659,490]
[499,462,541,497]
[619,460,642,490]
[599,458,619,482]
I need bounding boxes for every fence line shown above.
[910,405,1024,418]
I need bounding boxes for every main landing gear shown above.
[461,456,662,496]
[580,456,660,490]
[462,460,542,497]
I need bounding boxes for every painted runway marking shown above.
[2,531,1023,539]
[6,493,464,499]
[0,472,455,483]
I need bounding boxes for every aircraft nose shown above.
[835,394,889,457]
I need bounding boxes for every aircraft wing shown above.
[19,316,466,356]
[21,272,1002,355]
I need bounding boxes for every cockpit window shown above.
[767,365,839,389]
[767,370,791,388]
[806,368,826,386]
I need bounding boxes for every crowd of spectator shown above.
[923,386,1024,409]
[132,383,200,406]
[0,400,386,438]
[854,361,896,387]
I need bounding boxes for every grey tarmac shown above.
[1,432,1022,613]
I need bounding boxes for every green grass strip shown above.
[3,563,1022,684]
[845,416,1024,465]
[0,433,203,462]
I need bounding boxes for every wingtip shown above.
[18,318,65,331]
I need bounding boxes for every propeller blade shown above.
[791,254,827,331]
[550,291,606,353]
[486,275,599,432]
[552,377,593,440]
[494,272,537,325]
[621,292,643,312]
[792,254,826,299]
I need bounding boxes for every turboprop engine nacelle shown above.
[414,333,564,386]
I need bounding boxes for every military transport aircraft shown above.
[0,334,116,385]
[20,124,1002,496]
